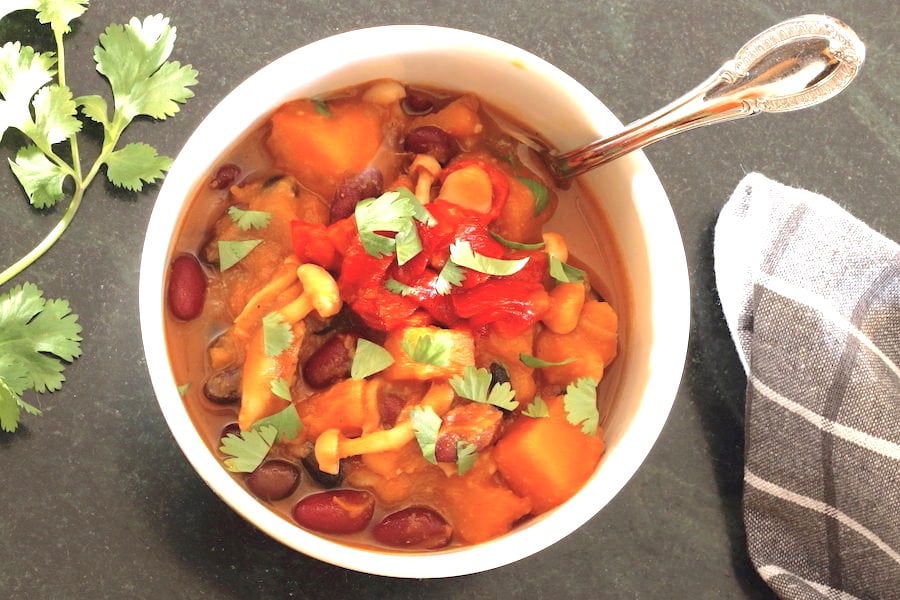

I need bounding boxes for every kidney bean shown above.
[403,126,458,165]
[489,362,511,388]
[301,452,343,489]
[210,163,241,189]
[203,368,241,404]
[246,459,300,501]
[167,254,206,320]
[434,403,503,462]
[378,392,407,428]
[330,168,384,222]
[301,333,357,389]
[292,489,375,534]
[401,90,434,115]
[373,507,452,549]
[220,422,241,439]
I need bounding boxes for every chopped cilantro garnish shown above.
[434,260,465,295]
[489,231,545,251]
[0,282,82,432]
[449,240,529,276]
[354,188,429,265]
[227,205,272,231]
[563,377,600,435]
[401,334,450,367]
[548,255,586,283]
[456,440,477,475]
[176,383,191,397]
[220,424,277,473]
[252,403,303,442]
[218,404,303,472]
[261,312,293,356]
[269,377,292,401]
[409,405,441,464]
[350,338,394,379]
[518,353,576,368]
[449,366,518,411]
[312,98,330,117]
[385,278,416,296]
[515,176,549,215]
[522,396,550,419]
[218,239,261,271]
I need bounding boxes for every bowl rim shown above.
[139,24,690,577]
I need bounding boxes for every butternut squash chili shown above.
[165,79,619,550]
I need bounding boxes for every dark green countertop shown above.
[1,1,896,598]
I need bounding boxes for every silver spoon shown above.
[543,14,865,181]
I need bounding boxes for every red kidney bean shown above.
[210,163,241,189]
[434,403,503,462]
[403,126,458,165]
[167,254,206,320]
[292,489,375,534]
[246,459,300,501]
[301,333,357,389]
[373,507,452,549]
[203,368,241,404]
[330,168,383,222]
[220,422,241,439]
[378,392,407,428]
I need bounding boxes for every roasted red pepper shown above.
[452,280,550,338]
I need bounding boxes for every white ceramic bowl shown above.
[140,25,689,578]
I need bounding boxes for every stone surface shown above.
[0,1,895,598]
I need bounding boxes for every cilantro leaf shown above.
[409,405,441,464]
[219,424,277,473]
[434,261,465,295]
[449,240,529,276]
[401,334,450,367]
[269,377,291,401]
[522,396,550,419]
[0,282,82,431]
[548,255,586,283]
[350,338,394,379]
[75,94,109,127]
[449,366,518,411]
[104,142,172,191]
[354,189,427,264]
[518,353,576,368]
[227,205,272,231]
[176,383,190,397]
[385,278,416,296]
[0,1,88,34]
[8,144,68,208]
[28,83,81,147]
[515,176,549,215]
[0,41,56,134]
[489,231,545,251]
[217,239,261,271]
[261,311,293,357]
[93,15,198,122]
[252,403,302,442]
[312,98,330,117]
[456,440,477,475]
[563,377,599,435]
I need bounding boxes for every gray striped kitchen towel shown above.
[714,173,900,600]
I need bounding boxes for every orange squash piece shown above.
[493,395,604,514]
[266,98,384,197]
[534,300,617,386]
[295,378,368,438]
[439,454,532,544]
[411,94,482,139]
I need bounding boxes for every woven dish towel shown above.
[714,173,900,600]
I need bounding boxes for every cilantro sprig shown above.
[0,5,198,285]
[563,377,600,435]
[448,365,518,411]
[0,282,82,432]
[354,188,432,265]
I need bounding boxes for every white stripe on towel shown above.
[750,376,900,460]
[745,470,900,565]
[756,564,863,600]
[756,271,900,380]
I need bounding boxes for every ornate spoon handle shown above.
[549,15,865,179]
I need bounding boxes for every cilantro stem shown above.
[53,26,84,182]
[0,186,85,286]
